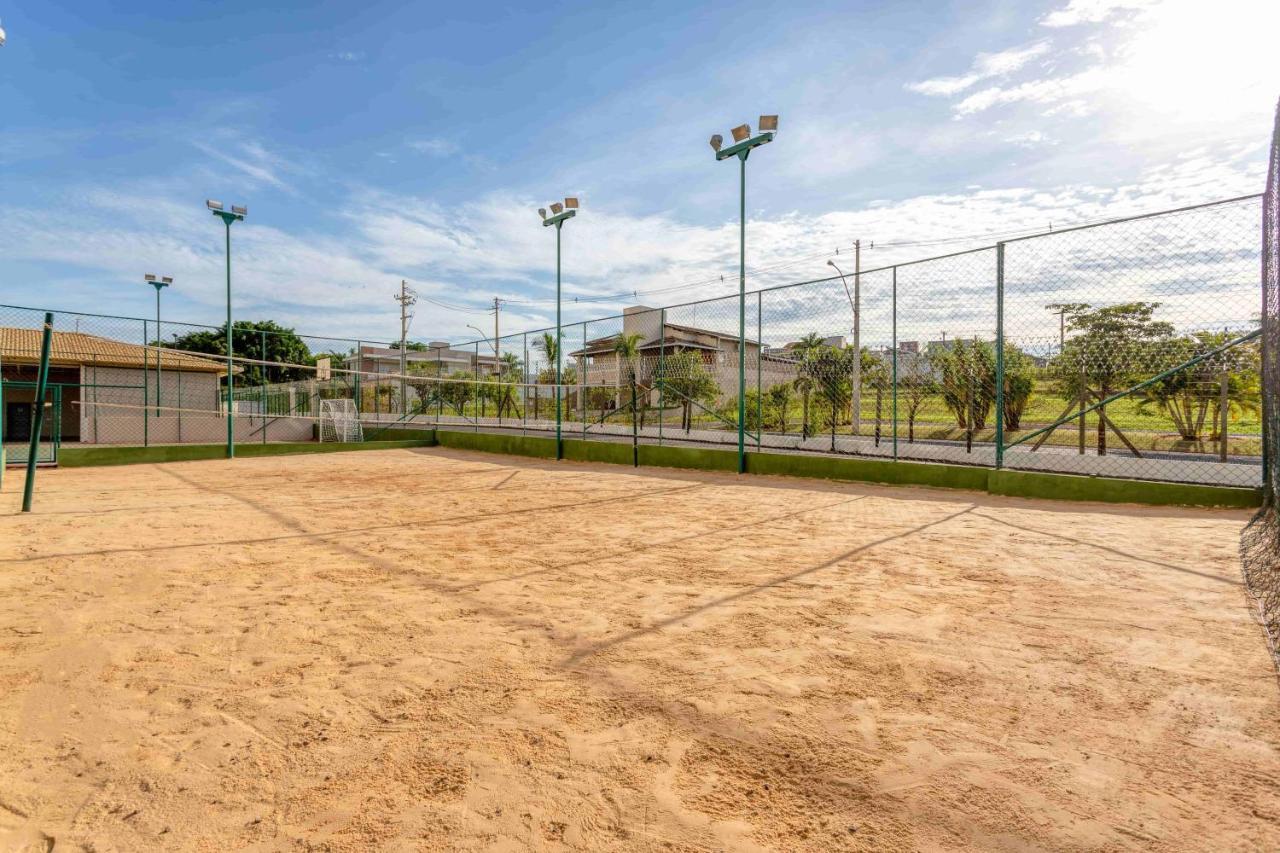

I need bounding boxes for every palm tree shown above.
[613,332,643,424]
[791,333,826,439]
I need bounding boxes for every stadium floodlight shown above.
[143,273,174,415]
[707,112,778,473]
[207,199,249,457]
[538,196,581,460]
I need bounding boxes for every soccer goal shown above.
[318,399,363,443]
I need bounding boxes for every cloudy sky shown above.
[0,0,1276,346]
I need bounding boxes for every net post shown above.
[22,312,54,512]
[892,266,898,462]
[582,324,588,441]
[995,242,1005,470]
[143,319,150,448]
[261,329,268,444]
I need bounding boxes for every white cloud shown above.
[954,68,1108,116]
[1041,0,1160,28]
[0,148,1262,344]
[329,50,365,62]
[407,138,459,158]
[907,41,1051,97]
[192,139,293,191]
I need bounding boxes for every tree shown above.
[1138,331,1260,442]
[809,345,855,450]
[790,333,827,439]
[1001,344,1036,431]
[929,339,995,432]
[897,354,937,443]
[167,320,313,385]
[613,332,644,424]
[654,349,718,432]
[765,383,793,433]
[531,332,576,420]
[1050,302,1173,455]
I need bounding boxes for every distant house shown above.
[1,326,232,446]
[355,342,500,379]
[569,306,797,404]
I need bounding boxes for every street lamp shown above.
[539,196,579,460]
[709,114,777,473]
[466,324,500,373]
[828,259,861,436]
[144,274,173,415]
[207,199,247,458]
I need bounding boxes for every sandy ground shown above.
[0,448,1277,852]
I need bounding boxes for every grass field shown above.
[1,449,1277,851]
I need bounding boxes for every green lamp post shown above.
[207,199,247,459]
[143,274,172,416]
[539,196,579,460]
[710,114,777,473]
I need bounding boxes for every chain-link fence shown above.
[1242,100,1280,672]
[0,193,1266,491]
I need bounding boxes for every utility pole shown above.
[395,280,417,415]
[493,297,501,376]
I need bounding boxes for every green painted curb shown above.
[436,430,557,458]
[58,439,435,468]
[745,451,989,491]
[987,469,1261,508]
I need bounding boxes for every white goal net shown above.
[319,399,363,443]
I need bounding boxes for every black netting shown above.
[1242,97,1280,671]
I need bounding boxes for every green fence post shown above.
[22,312,54,512]
[177,369,182,442]
[892,266,898,461]
[261,329,268,444]
[582,325,588,441]
[521,335,527,436]
[143,319,150,448]
[354,340,362,421]
[658,309,666,446]
[995,243,1005,469]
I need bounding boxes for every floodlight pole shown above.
[146,277,170,415]
[542,207,577,460]
[212,206,246,458]
[714,130,774,474]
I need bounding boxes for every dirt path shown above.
[0,448,1276,851]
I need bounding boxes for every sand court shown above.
[0,447,1277,851]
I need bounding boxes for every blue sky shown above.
[0,0,1276,345]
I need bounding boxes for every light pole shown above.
[539,197,580,460]
[710,114,777,474]
[143,274,172,416]
[207,199,247,458]
[827,259,861,436]
[467,324,500,370]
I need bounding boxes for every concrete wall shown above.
[76,364,313,445]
